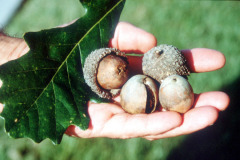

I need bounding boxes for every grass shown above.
[1,0,240,159]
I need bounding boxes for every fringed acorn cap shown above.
[83,48,128,99]
[142,44,190,83]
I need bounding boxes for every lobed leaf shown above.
[0,0,125,144]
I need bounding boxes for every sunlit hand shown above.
[0,22,230,140]
[66,22,230,140]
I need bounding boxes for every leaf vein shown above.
[51,81,57,140]
[66,60,82,120]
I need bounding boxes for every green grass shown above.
[2,0,240,159]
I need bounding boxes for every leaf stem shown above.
[126,53,144,57]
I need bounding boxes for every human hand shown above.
[0,22,230,140]
[66,22,230,140]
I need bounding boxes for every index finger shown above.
[109,22,157,75]
[109,22,157,53]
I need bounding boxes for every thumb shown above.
[0,33,29,65]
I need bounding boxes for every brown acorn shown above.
[142,44,190,83]
[83,48,129,99]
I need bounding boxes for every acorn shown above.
[142,44,190,83]
[120,75,159,114]
[83,48,129,99]
[159,75,194,113]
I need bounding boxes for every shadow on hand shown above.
[167,76,240,160]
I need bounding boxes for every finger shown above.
[0,19,76,65]
[109,22,157,53]
[126,48,226,75]
[114,91,230,112]
[69,112,183,139]
[65,102,125,138]
[145,106,219,140]
[0,34,29,65]
[182,48,226,73]
[66,103,183,139]
[99,111,182,139]
[127,48,226,75]
[109,22,157,75]
[144,91,229,140]
[194,91,230,111]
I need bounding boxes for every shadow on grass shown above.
[167,76,240,160]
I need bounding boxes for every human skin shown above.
[0,22,230,140]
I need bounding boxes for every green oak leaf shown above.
[0,0,125,144]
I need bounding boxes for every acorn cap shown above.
[142,44,190,83]
[83,48,128,99]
